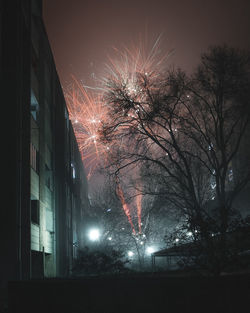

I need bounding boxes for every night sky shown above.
[43,0,250,89]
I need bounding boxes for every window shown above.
[71,163,76,180]
[46,209,53,232]
[30,143,39,173]
[30,88,39,121]
[31,200,39,224]
[45,164,53,190]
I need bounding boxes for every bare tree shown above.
[100,45,250,274]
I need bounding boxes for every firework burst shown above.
[102,35,169,99]
[66,36,169,173]
[66,36,168,229]
[66,76,112,176]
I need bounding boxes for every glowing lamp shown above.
[128,251,134,257]
[146,246,155,255]
[88,228,100,241]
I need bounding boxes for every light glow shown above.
[128,251,134,257]
[146,246,156,254]
[88,228,100,241]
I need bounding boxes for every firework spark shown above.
[66,76,113,175]
[102,35,170,100]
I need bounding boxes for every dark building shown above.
[0,0,89,285]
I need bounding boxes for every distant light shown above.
[175,238,179,243]
[128,251,134,257]
[140,241,144,245]
[187,231,192,237]
[88,228,100,241]
[108,237,112,241]
[146,246,155,255]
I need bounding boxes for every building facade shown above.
[0,0,89,285]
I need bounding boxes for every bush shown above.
[72,247,130,276]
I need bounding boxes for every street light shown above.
[128,251,134,257]
[146,246,156,255]
[88,228,100,241]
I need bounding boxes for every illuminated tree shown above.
[100,45,250,274]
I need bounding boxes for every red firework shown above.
[66,76,113,176]
[116,181,136,234]
[66,36,168,231]
[136,189,142,234]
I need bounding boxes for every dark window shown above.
[30,143,39,173]
[30,88,39,121]
[31,200,39,224]
[45,164,52,190]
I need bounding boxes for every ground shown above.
[5,272,250,313]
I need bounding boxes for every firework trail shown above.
[116,180,136,234]
[136,189,142,234]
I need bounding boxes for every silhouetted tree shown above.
[100,45,250,274]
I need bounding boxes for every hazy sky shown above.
[43,0,250,89]
[42,0,250,188]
